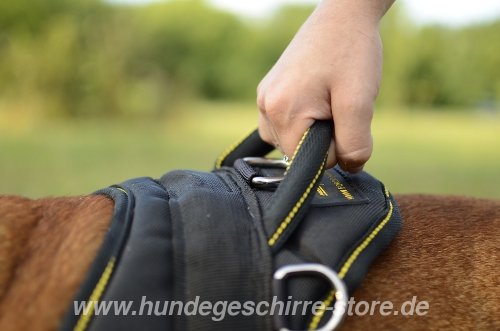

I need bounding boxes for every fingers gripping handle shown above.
[215,121,333,253]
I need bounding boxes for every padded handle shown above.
[216,121,332,253]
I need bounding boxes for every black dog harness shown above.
[61,122,402,331]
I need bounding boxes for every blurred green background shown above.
[0,0,499,198]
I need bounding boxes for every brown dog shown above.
[0,194,498,331]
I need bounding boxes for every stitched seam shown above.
[284,128,310,176]
[308,188,393,330]
[73,258,116,331]
[215,130,254,169]
[267,156,327,246]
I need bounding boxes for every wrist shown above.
[316,0,394,28]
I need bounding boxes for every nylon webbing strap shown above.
[216,130,274,168]
[264,122,331,252]
[215,121,333,253]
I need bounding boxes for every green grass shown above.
[368,110,500,198]
[1,102,499,199]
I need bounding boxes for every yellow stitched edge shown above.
[215,130,254,169]
[308,188,393,330]
[74,257,116,331]
[267,155,327,246]
[115,187,127,194]
[284,128,310,175]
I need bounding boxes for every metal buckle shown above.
[273,264,348,331]
[243,157,288,188]
[250,176,284,188]
[243,157,289,168]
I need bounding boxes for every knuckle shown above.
[256,80,265,96]
[257,87,291,126]
[336,95,372,114]
[256,92,266,113]
[263,89,289,120]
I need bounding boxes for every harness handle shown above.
[216,121,332,253]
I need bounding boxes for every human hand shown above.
[257,0,394,172]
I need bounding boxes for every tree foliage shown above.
[0,0,498,117]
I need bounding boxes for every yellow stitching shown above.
[338,189,393,277]
[74,258,116,331]
[267,156,327,246]
[115,187,127,194]
[309,290,336,331]
[215,130,254,169]
[308,189,393,330]
[284,128,310,175]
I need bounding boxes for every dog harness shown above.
[60,121,402,331]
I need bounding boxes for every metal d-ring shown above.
[243,157,289,168]
[251,176,284,188]
[243,157,288,188]
[273,264,348,331]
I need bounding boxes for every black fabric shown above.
[159,170,273,331]
[88,178,174,331]
[273,168,397,329]
[218,130,274,168]
[61,122,402,331]
[233,158,260,182]
[262,121,332,253]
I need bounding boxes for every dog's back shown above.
[0,194,498,330]
[345,194,500,330]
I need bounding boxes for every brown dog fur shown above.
[0,194,498,330]
[0,195,113,331]
[344,195,500,330]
